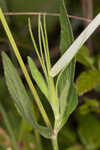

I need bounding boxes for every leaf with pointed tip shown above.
[28,56,48,99]
[2,52,51,139]
[59,0,74,54]
[56,0,76,120]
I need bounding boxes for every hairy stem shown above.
[52,136,59,150]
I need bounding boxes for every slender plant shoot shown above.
[50,13,100,77]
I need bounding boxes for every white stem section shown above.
[50,13,100,77]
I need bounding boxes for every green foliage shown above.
[78,114,100,150]
[56,0,78,130]
[59,0,74,54]
[56,68,72,115]
[76,46,94,68]
[79,98,100,115]
[2,52,51,139]
[59,84,78,129]
[28,56,48,99]
[0,7,51,130]
[1,0,100,150]
[76,69,100,96]
[0,77,9,101]
[0,0,79,149]
[28,15,59,120]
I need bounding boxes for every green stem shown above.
[35,130,43,150]
[43,15,51,69]
[0,103,19,150]
[0,8,51,129]
[52,136,59,150]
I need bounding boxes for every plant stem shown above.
[50,13,100,77]
[3,11,91,23]
[52,136,59,150]
[35,130,43,150]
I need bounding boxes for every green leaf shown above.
[59,84,78,130]
[56,0,77,128]
[56,67,72,115]
[57,0,75,97]
[76,69,100,96]
[78,114,100,150]
[78,98,100,115]
[2,52,51,139]
[59,0,74,54]
[76,46,94,68]
[28,56,48,99]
